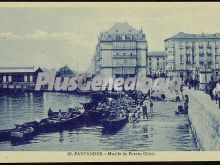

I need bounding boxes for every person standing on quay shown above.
[142,105,148,119]
[180,84,184,100]
[150,99,153,114]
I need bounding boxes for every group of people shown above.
[211,80,220,109]
[48,107,76,120]
[185,76,220,109]
[128,98,154,123]
[184,78,200,90]
[177,95,189,114]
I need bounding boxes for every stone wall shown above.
[187,88,220,150]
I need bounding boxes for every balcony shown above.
[207,45,212,49]
[199,58,205,64]
[112,55,137,59]
[179,45,184,49]
[207,51,212,56]
[199,44,204,48]
[199,52,204,56]
[207,58,212,63]
[215,52,220,56]
[185,51,190,55]
[185,45,190,49]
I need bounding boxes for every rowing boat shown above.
[101,112,128,131]
[0,129,14,141]
[10,127,35,141]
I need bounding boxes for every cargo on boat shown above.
[10,127,35,141]
[101,111,128,131]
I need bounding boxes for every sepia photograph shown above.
[0,2,220,162]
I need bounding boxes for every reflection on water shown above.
[0,92,198,151]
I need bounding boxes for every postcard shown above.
[0,2,220,163]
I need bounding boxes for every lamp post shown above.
[195,66,199,81]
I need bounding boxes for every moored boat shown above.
[101,112,128,131]
[41,106,85,132]
[0,129,14,141]
[10,126,35,141]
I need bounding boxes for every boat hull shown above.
[0,129,14,141]
[39,113,85,132]
[10,127,35,142]
[101,116,128,131]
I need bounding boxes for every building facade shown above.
[0,67,43,89]
[56,65,75,77]
[164,32,220,82]
[92,22,148,79]
[147,51,166,77]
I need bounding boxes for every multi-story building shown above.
[164,32,220,82]
[147,51,166,77]
[92,22,148,78]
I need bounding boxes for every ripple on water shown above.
[0,92,198,151]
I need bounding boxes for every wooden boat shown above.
[40,108,85,132]
[15,121,40,133]
[101,112,128,130]
[48,111,66,118]
[0,129,14,141]
[39,118,62,132]
[10,127,35,140]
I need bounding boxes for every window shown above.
[149,58,151,61]
[8,76,12,82]
[30,76,33,82]
[180,55,183,62]
[3,76,6,82]
[157,58,159,61]
[24,76,28,82]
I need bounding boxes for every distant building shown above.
[164,32,220,82]
[0,66,43,89]
[56,65,75,77]
[92,22,148,78]
[147,51,166,77]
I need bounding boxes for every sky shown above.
[0,2,220,72]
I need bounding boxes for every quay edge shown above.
[187,88,220,151]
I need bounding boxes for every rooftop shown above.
[0,67,42,73]
[106,22,140,34]
[165,32,220,41]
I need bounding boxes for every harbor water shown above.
[0,92,198,151]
